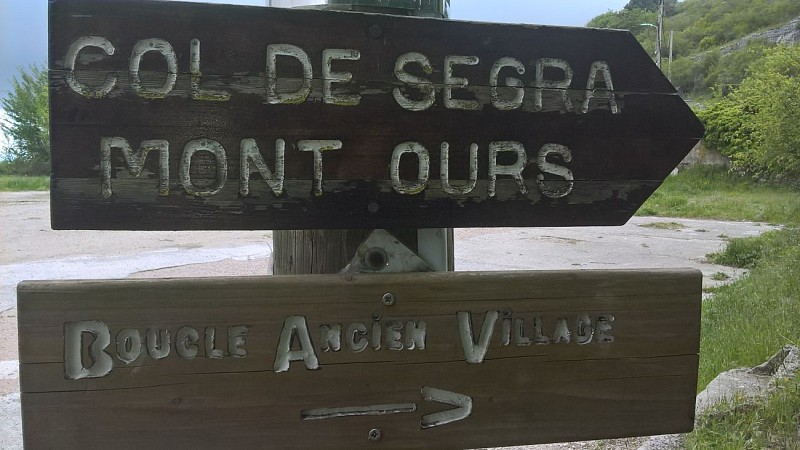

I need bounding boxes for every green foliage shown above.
[587,0,800,97]
[624,0,677,15]
[0,175,49,191]
[1,64,50,176]
[669,0,800,59]
[697,227,800,389]
[636,165,800,225]
[699,45,800,182]
[588,9,660,57]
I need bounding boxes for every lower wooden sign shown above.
[18,270,701,449]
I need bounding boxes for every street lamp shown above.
[639,22,661,68]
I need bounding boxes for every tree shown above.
[699,45,800,183]
[624,0,677,15]
[1,64,50,175]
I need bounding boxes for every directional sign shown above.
[18,270,701,448]
[49,0,703,230]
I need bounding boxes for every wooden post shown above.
[272,1,452,276]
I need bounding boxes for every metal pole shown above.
[668,30,674,82]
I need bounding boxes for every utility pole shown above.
[269,0,452,275]
[656,0,664,68]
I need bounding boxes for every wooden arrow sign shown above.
[48,0,703,230]
[18,270,701,449]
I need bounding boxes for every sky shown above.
[0,0,629,102]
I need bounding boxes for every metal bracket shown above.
[341,229,433,274]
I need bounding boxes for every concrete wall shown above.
[677,141,730,170]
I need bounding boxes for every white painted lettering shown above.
[180,138,227,197]
[535,58,574,112]
[115,328,142,364]
[489,57,525,111]
[457,311,499,364]
[575,315,593,345]
[274,316,319,372]
[440,142,478,195]
[146,328,171,359]
[322,48,361,106]
[537,143,574,199]
[65,36,117,98]
[298,140,342,197]
[596,314,615,343]
[205,326,224,359]
[391,142,430,195]
[385,320,404,350]
[444,55,479,110]
[488,141,529,197]
[551,318,571,344]
[533,316,550,345]
[65,320,113,380]
[129,38,177,99]
[189,38,230,102]
[345,323,368,353]
[227,325,249,358]
[502,313,512,346]
[266,44,312,104]
[176,326,199,360]
[513,318,532,346]
[404,320,427,350]
[393,52,435,111]
[320,324,342,352]
[239,138,285,196]
[100,137,169,199]
[582,61,619,114]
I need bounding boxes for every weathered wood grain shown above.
[18,269,701,449]
[49,0,703,230]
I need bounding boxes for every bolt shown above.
[367,201,380,214]
[364,247,388,271]
[381,292,396,306]
[368,428,382,441]
[367,24,383,39]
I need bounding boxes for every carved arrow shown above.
[300,386,472,429]
[420,386,473,429]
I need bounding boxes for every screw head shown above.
[368,428,382,441]
[381,292,396,306]
[367,24,383,39]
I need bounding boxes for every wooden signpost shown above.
[18,270,701,449]
[29,1,706,448]
[48,0,703,230]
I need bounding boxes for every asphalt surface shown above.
[0,191,780,449]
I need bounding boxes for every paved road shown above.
[0,191,780,449]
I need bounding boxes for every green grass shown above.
[0,175,49,191]
[689,227,800,448]
[637,166,800,225]
[697,228,800,389]
[686,377,800,449]
[655,170,800,448]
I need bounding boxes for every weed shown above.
[0,176,49,191]
[639,221,687,230]
[710,271,730,281]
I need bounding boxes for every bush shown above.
[699,45,800,183]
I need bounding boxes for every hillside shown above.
[587,0,800,98]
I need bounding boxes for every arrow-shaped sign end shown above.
[420,386,472,429]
